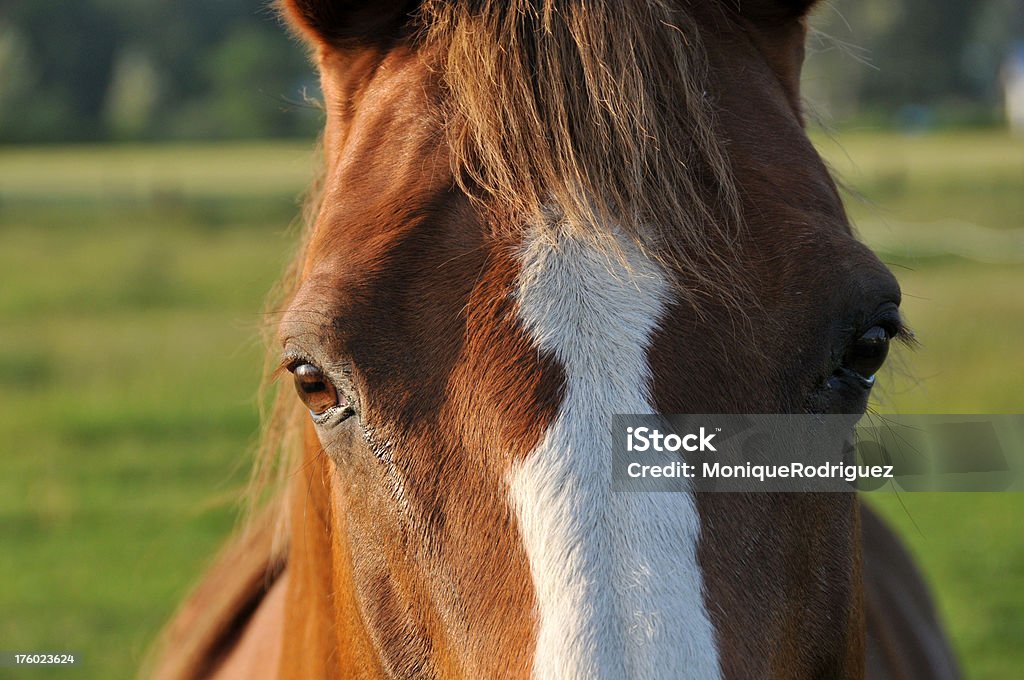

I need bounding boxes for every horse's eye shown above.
[842,326,890,383]
[290,362,340,415]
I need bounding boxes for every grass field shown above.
[1,132,1022,679]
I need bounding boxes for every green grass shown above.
[1,132,1022,678]
[0,143,313,680]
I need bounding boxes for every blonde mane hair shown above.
[423,0,743,286]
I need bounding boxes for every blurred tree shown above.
[860,0,978,105]
[0,1,120,141]
[0,23,43,141]
[804,0,1023,128]
[0,0,319,143]
[106,47,161,139]
[204,24,316,138]
[1,0,1021,142]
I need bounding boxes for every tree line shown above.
[1,0,1021,144]
[0,0,318,143]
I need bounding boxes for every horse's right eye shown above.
[289,362,340,415]
[842,325,891,385]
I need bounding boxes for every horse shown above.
[151,1,961,678]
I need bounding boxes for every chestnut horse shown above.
[152,1,961,678]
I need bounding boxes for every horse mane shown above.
[422,0,744,289]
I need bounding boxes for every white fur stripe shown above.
[509,228,721,679]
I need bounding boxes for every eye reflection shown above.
[843,325,891,382]
[290,362,340,415]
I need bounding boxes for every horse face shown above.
[277,1,901,677]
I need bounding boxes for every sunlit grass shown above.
[0,144,310,679]
[0,143,314,199]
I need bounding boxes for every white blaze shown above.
[508,228,721,679]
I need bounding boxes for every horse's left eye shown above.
[290,362,340,415]
[842,325,890,383]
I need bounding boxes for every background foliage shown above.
[0,0,319,143]
[803,0,1024,127]
[2,0,1024,143]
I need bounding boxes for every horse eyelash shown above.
[892,323,918,350]
[274,352,315,381]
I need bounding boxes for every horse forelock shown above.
[423,0,745,299]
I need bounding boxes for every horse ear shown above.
[280,0,418,47]
[726,0,820,110]
[731,0,820,21]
